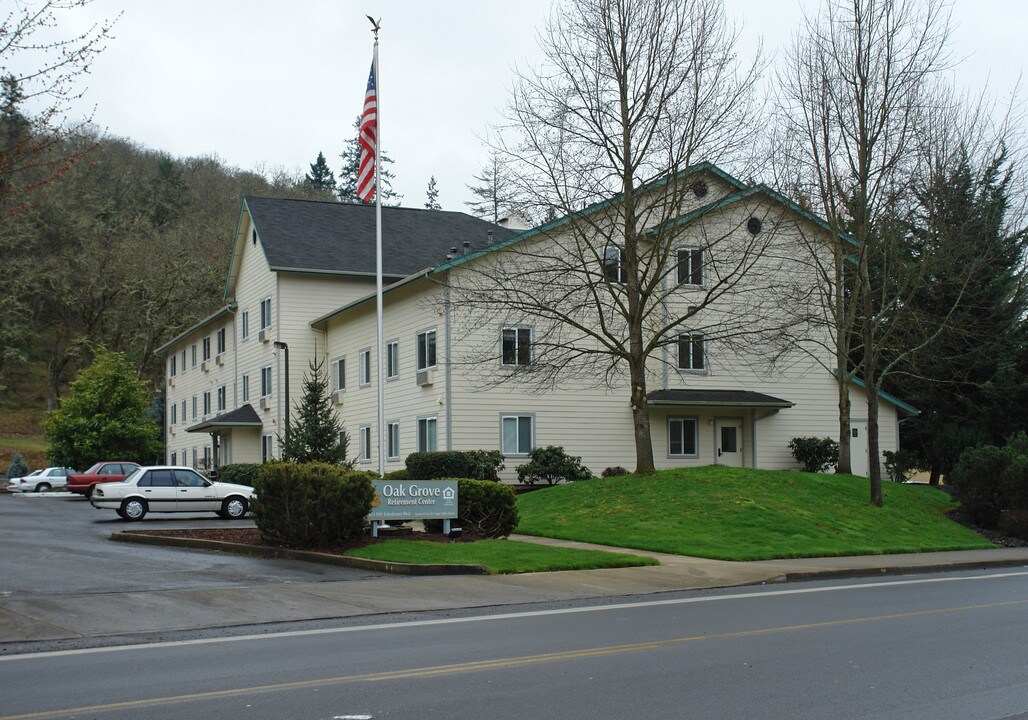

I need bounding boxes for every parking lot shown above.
[0,492,381,598]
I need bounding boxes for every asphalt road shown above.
[2,568,1026,719]
[0,492,382,596]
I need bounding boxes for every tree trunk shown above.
[929,465,941,486]
[630,373,655,474]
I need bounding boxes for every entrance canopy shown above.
[186,404,264,433]
[646,389,794,409]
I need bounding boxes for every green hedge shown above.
[423,478,519,538]
[516,446,592,485]
[949,433,1028,527]
[217,463,261,487]
[406,450,505,481]
[251,462,377,548]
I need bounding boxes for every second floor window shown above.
[217,385,226,412]
[260,366,272,396]
[203,391,211,415]
[359,349,371,386]
[170,403,177,424]
[332,358,346,391]
[260,297,272,330]
[241,310,250,341]
[241,374,249,402]
[677,332,705,371]
[677,247,704,286]
[417,330,437,371]
[216,327,226,355]
[501,327,532,366]
[603,244,627,284]
[387,340,399,379]
[202,337,211,361]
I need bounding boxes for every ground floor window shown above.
[668,417,699,457]
[387,421,400,460]
[501,414,533,456]
[261,434,273,463]
[170,451,177,465]
[359,426,372,462]
[417,416,437,453]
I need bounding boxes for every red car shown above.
[66,462,141,498]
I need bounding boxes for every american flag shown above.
[356,60,377,203]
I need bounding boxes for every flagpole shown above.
[371,20,385,478]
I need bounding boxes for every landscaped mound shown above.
[514,466,994,561]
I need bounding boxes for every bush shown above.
[999,509,1028,542]
[251,462,377,548]
[948,433,1028,528]
[7,453,28,479]
[217,463,261,487]
[423,478,519,538]
[788,437,839,473]
[882,449,921,483]
[516,446,592,485]
[382,468,408,481]
[601,466,630,478]
[406,450,505,481]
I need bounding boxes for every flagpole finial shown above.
[367,15,381,39]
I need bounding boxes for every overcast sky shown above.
[26,0,1028,211]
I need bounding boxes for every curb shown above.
[111,531,491,576]
[781,558,1028,583]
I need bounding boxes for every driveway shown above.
[0,492,382,597]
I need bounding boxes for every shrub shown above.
[601,466,630,478]
[423,478,519,538]
[7,453,29,479]
[948,434,1028,528]
[516,446,592,485]
[217,463,261,487]
[406,450,505,481]
[999,510,1028,542]
[382,468,408,481]
[882,449,921,483]
[251,462,376,548]
[788,437,839,473]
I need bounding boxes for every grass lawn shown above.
[344,538,658,574]
[514,466,994,561]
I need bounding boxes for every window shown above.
[260,297,272,330]
[416,330,437,371]
[331,357,346,391]
[677,247,704,286]
[241,310,250,341]
[169,355,177,377]
[668,417,699,457]
[677,332,705,371]
[501,414,533,456]
[260,365,272,396]
[217,385,226,412]
[175,469,208,487]
[203,391,211,415]
[191,343,197,368]
[191,395,197,419]
[170,452,177,466]
[387,421,400,460]
[181,400,186,423]
[386,340,399,379]
[192,447,198,468]
[170,403,177,424]
[241,374,249,403]
[261,434,273,463]
[359,349,371,386]
[501,327,532,366]
[202,337,211,362]
[359,426,372,462]
[603,245,627,284]
[216,327,226,355]
[180,350,187,374]
[417,417,437,452]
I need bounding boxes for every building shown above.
[156,163,914,479]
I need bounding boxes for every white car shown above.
[6,467,76,493]
[90,466,254,521]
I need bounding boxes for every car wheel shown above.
[219,497,248,519]
[85,485,95,499]
[35,482,51,492]
[116,508,128,520]
[121,498,147,521]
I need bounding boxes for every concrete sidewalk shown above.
[2,535,1027,648]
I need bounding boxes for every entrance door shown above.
[715,419,744,467]
[850,421,869,477]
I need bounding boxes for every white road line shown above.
[3,568,1026,663]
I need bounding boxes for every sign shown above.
[368,480,458,521]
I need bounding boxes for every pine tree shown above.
[279,358,350,465]
[337,116,401,205]
[465,151,516,222]
[304,151,336,195]
[7,452,28,479]
[425,175,441,210]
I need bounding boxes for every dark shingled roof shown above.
[647,389,794,408]
[186,404,263,432]
[244,197,519,276]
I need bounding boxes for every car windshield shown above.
[83,462,103,474]
[121,468,144,484]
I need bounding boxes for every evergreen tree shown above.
[7,452,28,479]
[425,175,441,210]
[465,151,516,222]
[304,151,336,195]
[279,358,350,464]
[337,116,401,205]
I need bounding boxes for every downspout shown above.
[444,271,453,450]
[751,408,780,468]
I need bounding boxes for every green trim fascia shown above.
[834,369,920,416]
[155,302,237,355]
[310,268,433,329]
[221,199,252,301]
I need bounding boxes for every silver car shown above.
[6,467,76,493]
[90,466,254,521]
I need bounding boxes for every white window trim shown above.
[500,413,535,457]
[261,433,273,463]
[603,244,627,284]
[386,340,399,380]
[217,384,227,412]
[416,415,438,453]
[241,309,250,341]
[260,296,272,330]
[260,365,273,397]
[676,246,705,287]
[358,425,372,463]
[668,416,700,459]
[677,332,707,373]
[241,374,249,403]
[359,348,371,387]
[500,325,534,367]
[416,328,438,371]
[387,420,400,460]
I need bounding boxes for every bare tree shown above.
[441,0,820,474]
[465,151,518,223]
[774,0,1018,506]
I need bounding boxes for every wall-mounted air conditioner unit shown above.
[416,369,435,387]
[169,426,176,435]
[259,329,270,343]
[215,354,225,366]
[260,397,270,410]
[168,377,175,388]
[201,361,209,373]
[332,390,345,405]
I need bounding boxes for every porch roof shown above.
[186,404,263,433]
[647,389,794,409]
